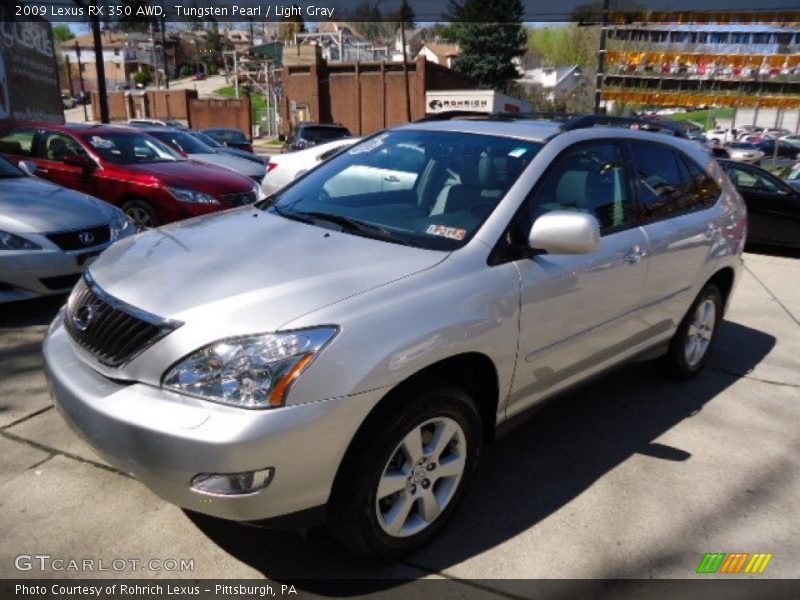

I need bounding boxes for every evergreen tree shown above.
[446,0,526,91]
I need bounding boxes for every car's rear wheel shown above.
[659,284,722,379]
[122,200,159,231]
[328,382,482,561]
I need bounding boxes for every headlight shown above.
[162,327,338,409]
[166,186,220,205]
[109,210,133,240]
[0,231,41,251]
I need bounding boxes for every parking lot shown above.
[0,248,798,590]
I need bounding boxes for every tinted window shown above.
[300,126,351,143]
[208,129,247,142]
[630,142,684,220]
[725,164,781,193]
[528,141,634,232]
[0,129,36,157]
[682,157,721,208]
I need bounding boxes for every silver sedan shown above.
[0,157,135,303]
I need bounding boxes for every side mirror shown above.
[18,160,38,176]
[529,211,600,255]
[63,153,94,170]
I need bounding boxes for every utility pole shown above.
[74,41,89,121]
[593,0,610,115]
[89,0,109,123]
[233,49,239,98]
[161,16,169,89]
[149,21,159,89]
[401,21,410,122]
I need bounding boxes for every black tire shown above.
[658,284,723,380]
[122,199,159,231]
[327,381,482,561]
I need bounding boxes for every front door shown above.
[508,140,648,417]
[34,130,94,193]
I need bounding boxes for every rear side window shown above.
[681,156,721,208]
[0,129,36,157]
[630,142,693,220]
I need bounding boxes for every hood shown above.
[0,176,115,233]
[187,153,266,179]
[89,209,448,332]
[124,161,254,194]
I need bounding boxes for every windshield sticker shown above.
[89,136,115,149]
[348,134,389,154]
[426,224,466,241]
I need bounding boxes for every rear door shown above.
[627,141,721,328]
[508,140,649,415]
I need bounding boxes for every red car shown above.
[0,123,261,230]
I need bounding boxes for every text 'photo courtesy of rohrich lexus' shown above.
[38,115,748,560]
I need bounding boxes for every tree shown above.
[528,25,600,69]
[279,4,306,42]
[446,0,526,91]
[53,24,75,44]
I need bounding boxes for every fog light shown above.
[190,467,274,496]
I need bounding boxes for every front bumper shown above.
[0,248,102,303]
[43,315,382,522]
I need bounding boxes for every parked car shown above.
[778,134,800,144]
[719,159,800,248]
[187,130,268,166]
[280,122,352,152]
[202,127,254,153]
[755,139,800,161]
[0,123,262,230]
[141,127,267,185]
[0,155,134,303]
[723,142,765,164]
[262,137,359,196]
[44,117,746,560]
[127,119,188,130]
[761,128,792,140]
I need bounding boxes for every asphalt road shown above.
[0,249,798,593]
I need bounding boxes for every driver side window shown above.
[527,141,635,234]
[728,165,779,193]
[39,131,87,163]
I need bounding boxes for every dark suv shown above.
[282,122,352,152]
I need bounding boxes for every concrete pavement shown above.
[0,250,798,590]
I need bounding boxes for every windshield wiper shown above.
[294,211,397,240]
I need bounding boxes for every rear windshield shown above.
[264,129,542,251]
[300,126,351,143]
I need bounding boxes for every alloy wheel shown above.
[684,298,716,367]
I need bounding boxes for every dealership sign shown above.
[0,8,63,124]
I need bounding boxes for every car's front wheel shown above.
[328,383,482,561]
[122,199,159,231]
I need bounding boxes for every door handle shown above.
[384,175,400,183]
[623,245,645,264]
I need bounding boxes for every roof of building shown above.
[418,43,460,64]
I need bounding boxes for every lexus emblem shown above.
[78,231,95,246]
[73,303,96,332]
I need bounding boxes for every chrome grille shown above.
[47,225,110,251]
[65,276,182,367]
[223,190,257,207]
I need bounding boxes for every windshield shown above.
[81,132,184,164]
[190,131,223,148]
[300,126,351,143]
[149,130,215,155]
[0,155,25,178]
[264,130,542,250]
[207,129,247,142]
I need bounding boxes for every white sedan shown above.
[262,137,359,196]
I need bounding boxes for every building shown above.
[516,65,585,103]
[416,43,460,69]
[294,23,389,63]
[601,20,800,127]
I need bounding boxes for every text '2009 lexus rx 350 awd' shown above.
[44,115,747,560]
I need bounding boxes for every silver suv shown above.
[44,115,746,560]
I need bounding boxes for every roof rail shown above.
[414,110,521,123]
[561,115,690,138]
